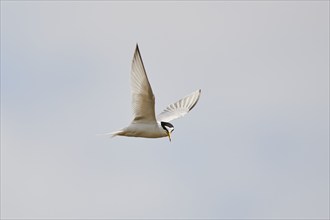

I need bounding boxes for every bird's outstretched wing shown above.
[130,44,157,124]
[157,89,201,122]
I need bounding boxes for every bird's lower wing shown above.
[157,89,201,122]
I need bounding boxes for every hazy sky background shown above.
[1,1,329,219]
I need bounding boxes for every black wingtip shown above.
[135,43,141,56]
[196,89,202,97]
[188,89,202,111]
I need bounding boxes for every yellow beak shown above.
[167,131,172,142]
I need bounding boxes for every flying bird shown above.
[111,45,201,141]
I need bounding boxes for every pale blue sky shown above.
[1,1,329,219]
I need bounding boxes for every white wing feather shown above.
[130,45,157,123]
[157,89,201,122]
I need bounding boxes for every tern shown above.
[111,45,201,141]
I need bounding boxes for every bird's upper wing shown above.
[157,89,201,122]
[130,45,157,124]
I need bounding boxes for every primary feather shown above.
[130,45,157,124]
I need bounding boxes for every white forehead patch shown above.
[165,125,174,133]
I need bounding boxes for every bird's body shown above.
[111,44,201,141]
[112,122,167,138]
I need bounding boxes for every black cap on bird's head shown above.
[161,121,174,142]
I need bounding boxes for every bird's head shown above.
[161,121,174,142]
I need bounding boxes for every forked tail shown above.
[110,130,123,138]
[97,131,122,138]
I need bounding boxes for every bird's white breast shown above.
[118,123,167,138]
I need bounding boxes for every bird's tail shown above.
[96,131,122,138]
